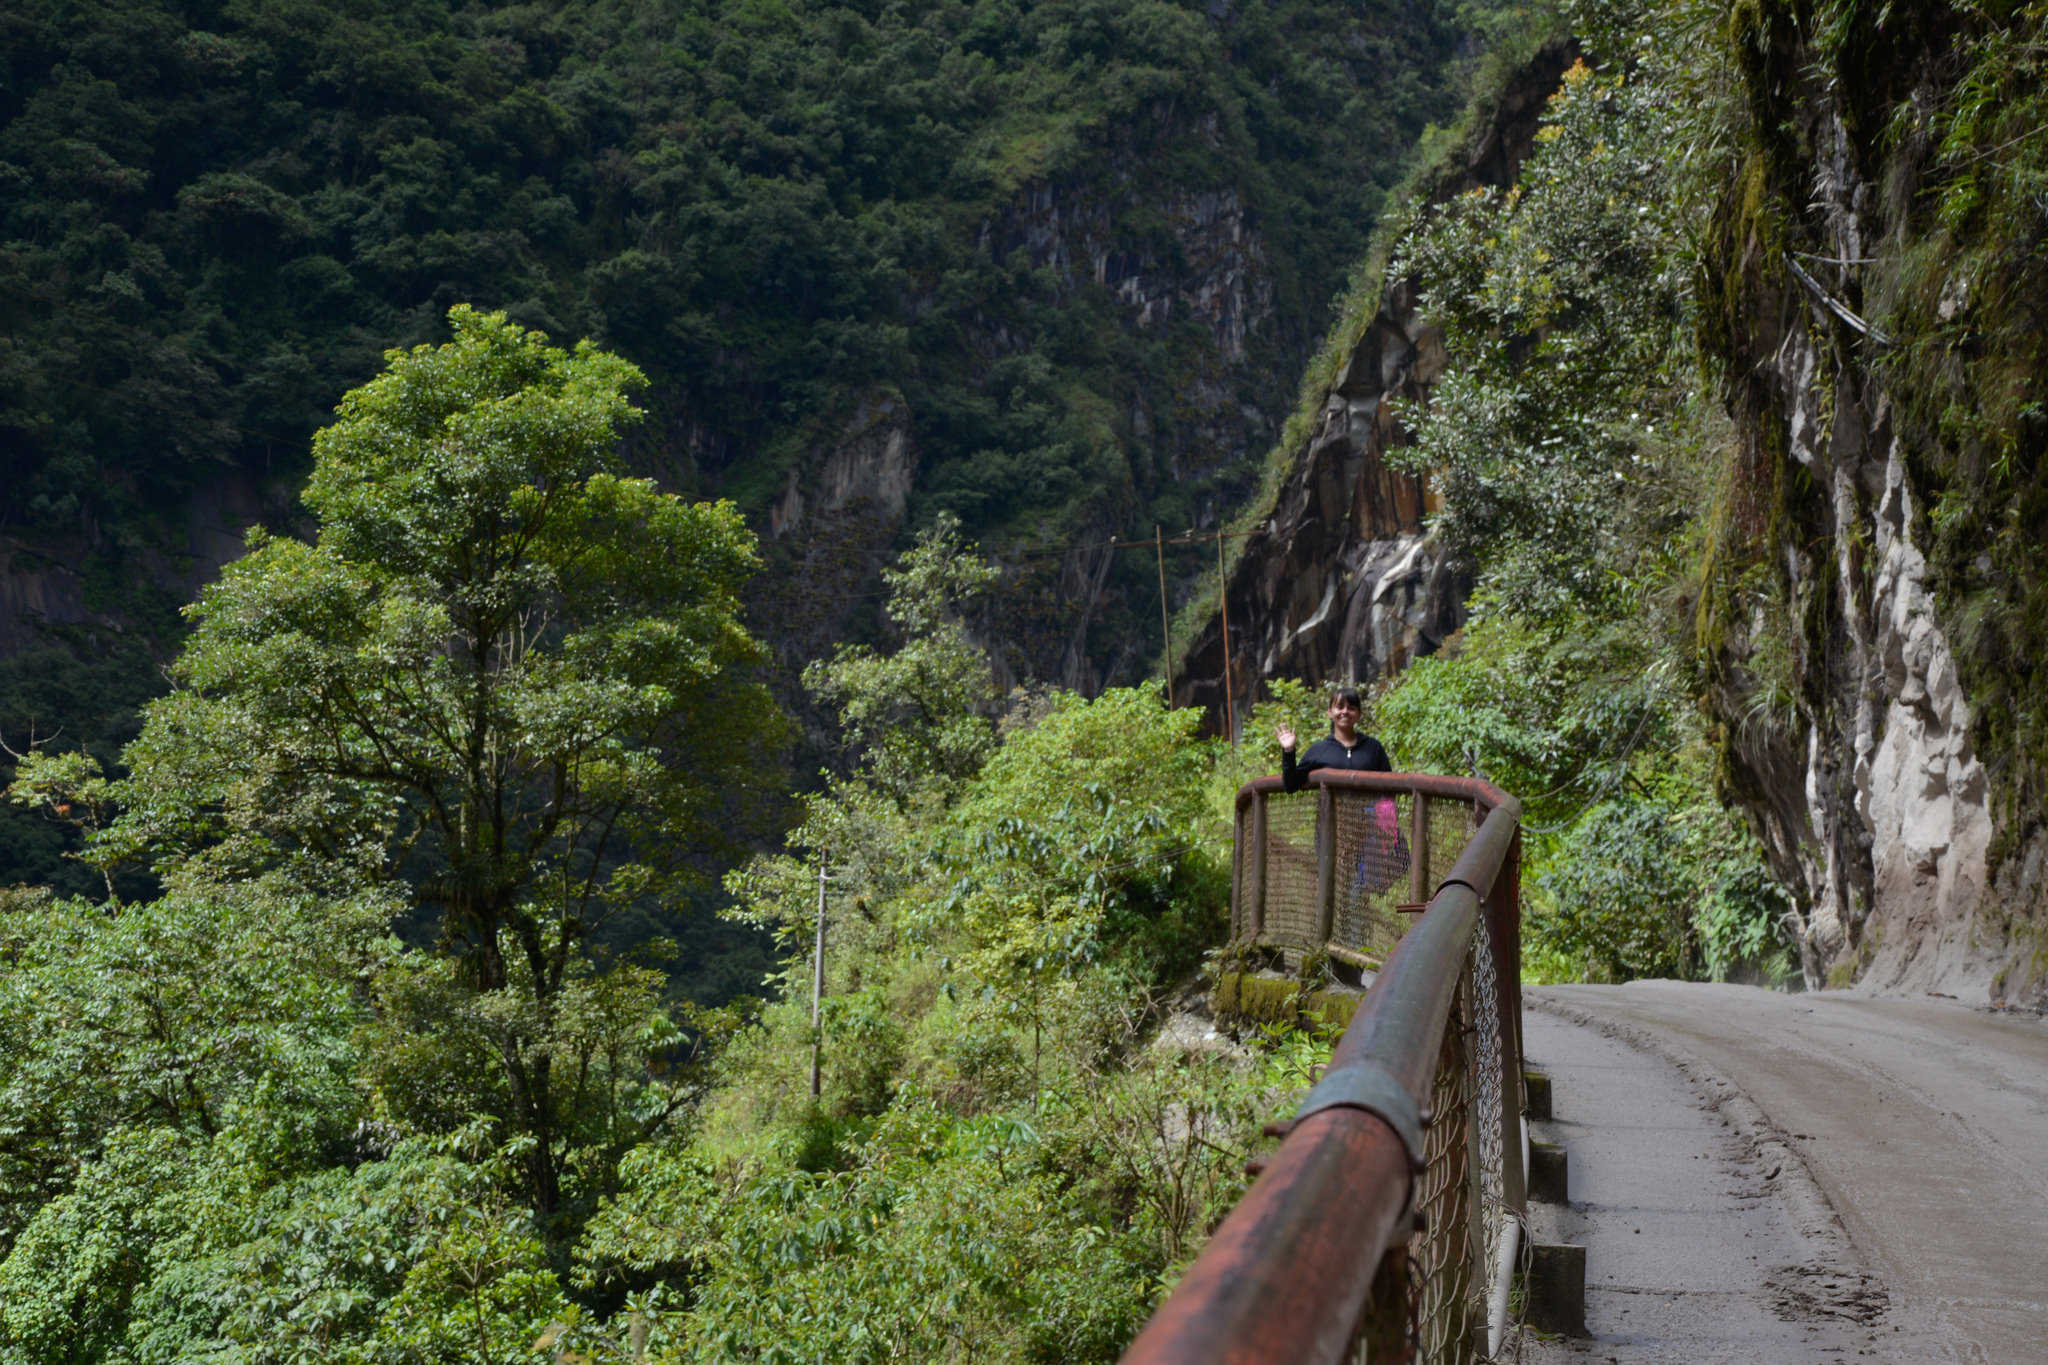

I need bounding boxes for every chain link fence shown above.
[1231,780,1483,973]
[1147,771,1524,1365]
[1342,936,1519,1365]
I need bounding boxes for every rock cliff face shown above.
[1177,281,1462,718]
[750,394,922,691]
[1703,0,2045,1001]
[986,175,1274,374]
[1709,308,1998,994]
[767,395,917,545]
[1175,45,1577,722]
[0,473,290,660]
[769,153,1293,695]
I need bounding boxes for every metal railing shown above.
[1125,772,1525,1364]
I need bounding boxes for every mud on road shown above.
[1519,983,2048,1365]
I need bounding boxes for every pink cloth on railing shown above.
[1353,795,1410,896]
[1376,796,1399,836]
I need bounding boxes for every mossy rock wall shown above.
[1696,0,2048,1002]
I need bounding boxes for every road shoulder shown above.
[1516,994,1943,1363]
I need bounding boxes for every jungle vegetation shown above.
[0,0,1473,558]
[0,312,1304,1359]
[1370,34,1801,985]
[0,0,1483,893]
[5,0,2045,1354]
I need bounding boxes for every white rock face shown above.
[1855,444,1992,993]
[767,395,915,541]
[1732,156,1999,996]
[1695,90,2031,998]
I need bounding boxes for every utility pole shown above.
[810,859,828,1099]
[1216,529,1236,746]
[1156,524,1174,709]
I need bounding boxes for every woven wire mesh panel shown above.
[1412,986,1477,1365]
[1232,801,1254,940]
[1327,788,1414,961]
[1469,929,1509,1354]
[1261,790,1323,948]
[1426,796,1476,891]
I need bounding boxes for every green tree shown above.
[576,1098,1154,1363]
[1391,58,1695,618]
[97,306,774,1218]
[804,513,1000,806]
[0,1123,569,1364]
[726,516,1001,1003]
[0,876,385,1251]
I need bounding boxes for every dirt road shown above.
[1522,983,2048,1364]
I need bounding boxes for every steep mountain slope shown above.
[1174,42,1578,721]
[0,0,1487,884]
[1196,0,2048,1001]
[1697,0,2048,998]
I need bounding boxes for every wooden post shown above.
[1216,530,1236,746]
[809,860,827,1099]
[1156,525,1174,708]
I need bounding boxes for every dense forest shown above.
[0,1,1500,1356]
[0,0,1482,897]
[0,309,1292,1357]
[0,0,1470,631]
[5,0,2047,1355]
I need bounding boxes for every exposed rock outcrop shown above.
[988,176,1274,375]
[1179,281,1464,713]
[0,472,291,658]
[1702,3,2045,1001]
[750,394,921,693]
[766,395,917,544]
[1709,306,1995,994]
[767,149,1296,697]
[1176,44,1578,721]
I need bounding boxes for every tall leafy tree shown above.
[98,306,775,1214]
[804,512,1001,806]
[1391,59,1694,618]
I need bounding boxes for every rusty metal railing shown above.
[1127,773,1525,1364]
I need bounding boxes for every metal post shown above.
[1410,787,1431,905]
[1357,1244,1413,1364]
[1488,824,1526,1213]
[810,860,827,1099]
[1156,525,1174,708]
[1231,800,1246,940]
[1315,785,1337,945]
[1462,981,1490,1330]
[1216,530,1236,746]
[1251,792,1270,940]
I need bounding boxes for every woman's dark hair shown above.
[1329,686,1363,709]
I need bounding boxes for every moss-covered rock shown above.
[1211,971,1363,1031]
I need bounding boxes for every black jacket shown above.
[1281,734,1391,792]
